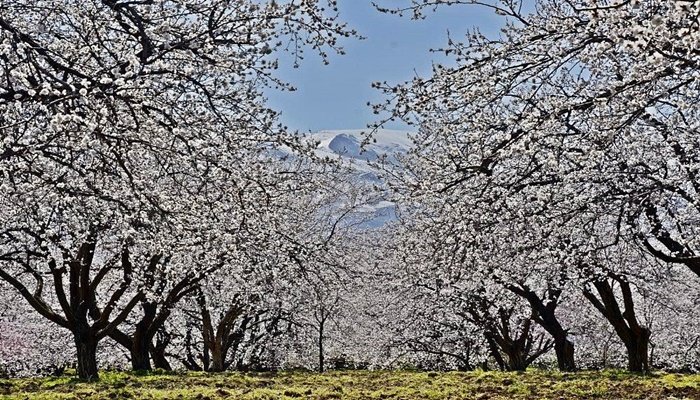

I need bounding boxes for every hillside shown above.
[305,129,413,228]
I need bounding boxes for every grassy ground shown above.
[0,369,698,399]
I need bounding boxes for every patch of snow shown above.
[303,129,414,228]
[307,129,413,172]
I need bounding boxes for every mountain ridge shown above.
[306,129,414,228]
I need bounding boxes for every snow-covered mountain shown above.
[309,129,413,169]
[305,129,414,228]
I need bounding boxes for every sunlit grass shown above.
[1,369,698,399]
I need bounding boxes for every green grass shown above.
[0,369,698,399]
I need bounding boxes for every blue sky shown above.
[266,1,504,132]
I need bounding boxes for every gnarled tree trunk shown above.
[129,301,158,371]
[151,328,173,370]
[131,330,152,371]
[74,327,99,381]
[109,255,202,371]
[506,284,577,371]
[483,310,552,371]
[197,289,246,372]
[553,337,576,372]
[0,236,143,382]
[582,273,651,373]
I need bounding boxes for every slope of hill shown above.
[305,129,413,228]
[308,129,413,169]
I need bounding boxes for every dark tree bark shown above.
[553,337,576,372]
[151,328,173,370]
[181,289,278,372]
[108,255,203,371]
[74,326,99,381]
[0,233,143,381]
[481,309,552,371]
[318,317,325,373]
[462,295,552,371]
[312,300,336,373]
[582,273,651,373]
[506,284,577,371]
[641,204,700,278]
[196,289,248,372]
[150,346,172,370]
[485,334,507,371]
[110,304,158,371]
[131,324,153,371]
[179,323,205,371]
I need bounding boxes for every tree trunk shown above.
[151,349,172,371]
[485,334,506,371]
[582,275,651,373]
[553,336,576,372]
[128,300,158,371]
[109,323,154,371]
[504,346,528,371]
[151,340,172,371]
[625,327,650,372]
[130,332,152,371]
[210,344,226,372]
[318,319,325,373]
[506,284,577,371]
[74,331,99,381]
[481,313,551,372]
[107,256,187,372]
